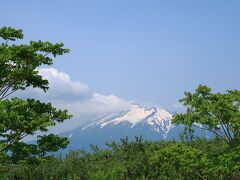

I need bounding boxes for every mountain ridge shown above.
[79,103,174,138]
[57,103,186,153]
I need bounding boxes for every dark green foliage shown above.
[0,27,23,41]
[0,26,72,164]
[0,26,70,99]
[173,85,240,146]
[1,138,240,179]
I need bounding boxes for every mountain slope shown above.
[81,103,174,138]
[60,103,184,152]
[59,103,212,152]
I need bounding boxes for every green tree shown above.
[150,143,210,179]
[172,85,240,179]
[106,137,151,179]
[173,85,240,147]
[0,26,72,163]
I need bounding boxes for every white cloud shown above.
[15,68,131,133]
[21,68,93,102]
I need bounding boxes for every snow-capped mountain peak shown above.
[61,103,212,152]
[81,103,173,138]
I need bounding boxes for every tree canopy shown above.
[0,26,72,163]
[173,85,240,146]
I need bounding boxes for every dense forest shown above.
[0,27,239,179]
[0,137,239,179]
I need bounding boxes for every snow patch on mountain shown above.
[81,103,174,138]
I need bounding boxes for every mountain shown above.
[60,103,211,152]
[81,103,174,138]
[60,103,175,151]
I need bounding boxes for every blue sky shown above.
[1,0,240,111]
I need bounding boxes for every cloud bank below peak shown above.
[15,68,131,133]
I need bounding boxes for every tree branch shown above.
[192,124,229,144]
[195,169,207,180]
[0,89,17,100]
